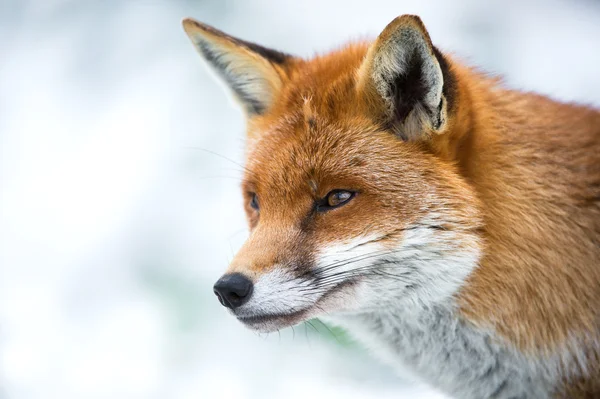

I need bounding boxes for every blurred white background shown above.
[1,0,599,398]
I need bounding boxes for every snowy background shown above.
[1,0,599,398]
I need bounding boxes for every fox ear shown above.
[182,18,293,116]
[357,15,455,141]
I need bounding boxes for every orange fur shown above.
[184,15,600,396]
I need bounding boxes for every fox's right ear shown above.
[357,15,456,141]
[182,18,294,116]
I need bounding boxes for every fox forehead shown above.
[243,88,427,195]
[243,113,433,205]
[235,42,434,203]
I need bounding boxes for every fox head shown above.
[183,15,483,332]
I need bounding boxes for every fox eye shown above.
[317,190,355,212]
[250,193,259,210]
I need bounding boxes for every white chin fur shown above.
[233,268,362,332]
[232,219,480,330]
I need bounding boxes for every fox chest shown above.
[326,308,557,399]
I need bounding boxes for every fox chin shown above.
[182,14,600,399]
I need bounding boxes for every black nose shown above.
[213,273,254,309]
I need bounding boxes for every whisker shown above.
[304,323,310,347]
[309,260,399,287]
[297,248,397,281]
[313,318,341,345]
[305,320,320,335]
[296,261,412,294]
[184,146,257,178]
[296,251,384,279]
[227,227,248,241]
[195,175,244,181]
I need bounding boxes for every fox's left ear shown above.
[357,15,456,141]
[182,18,294,116]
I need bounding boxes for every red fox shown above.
[182,15,600,398]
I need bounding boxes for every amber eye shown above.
[317,190,356,212]
[249,193,259,210]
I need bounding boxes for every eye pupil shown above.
[329,191,351,206]
[318,190,355,211]
[250,194,259,210]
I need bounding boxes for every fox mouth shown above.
[237,308,309,331]
[235,280,356,332]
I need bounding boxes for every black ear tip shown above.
[378,14,433,51]
[386,15,429,35]
[393,14,424,25]
[182,17,200,33]
[182,18,223,39]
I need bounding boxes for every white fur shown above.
[372,29,443,110]
[316,234,389,280]
[187,33,279,114]
[319,221,571,397]
[234,268,316,318]
[316,216,481,313]
[369,26,446,139]
[236,216,571,397]
[237,234,388,319]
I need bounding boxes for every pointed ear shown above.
[182,18,293,116]
[357,15,456,141]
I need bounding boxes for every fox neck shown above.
[325,303,556,398]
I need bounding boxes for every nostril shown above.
[213,273,254,309]
[213,288,228,307]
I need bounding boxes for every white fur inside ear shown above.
[188,34,280,115]
[370,28,446,139]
